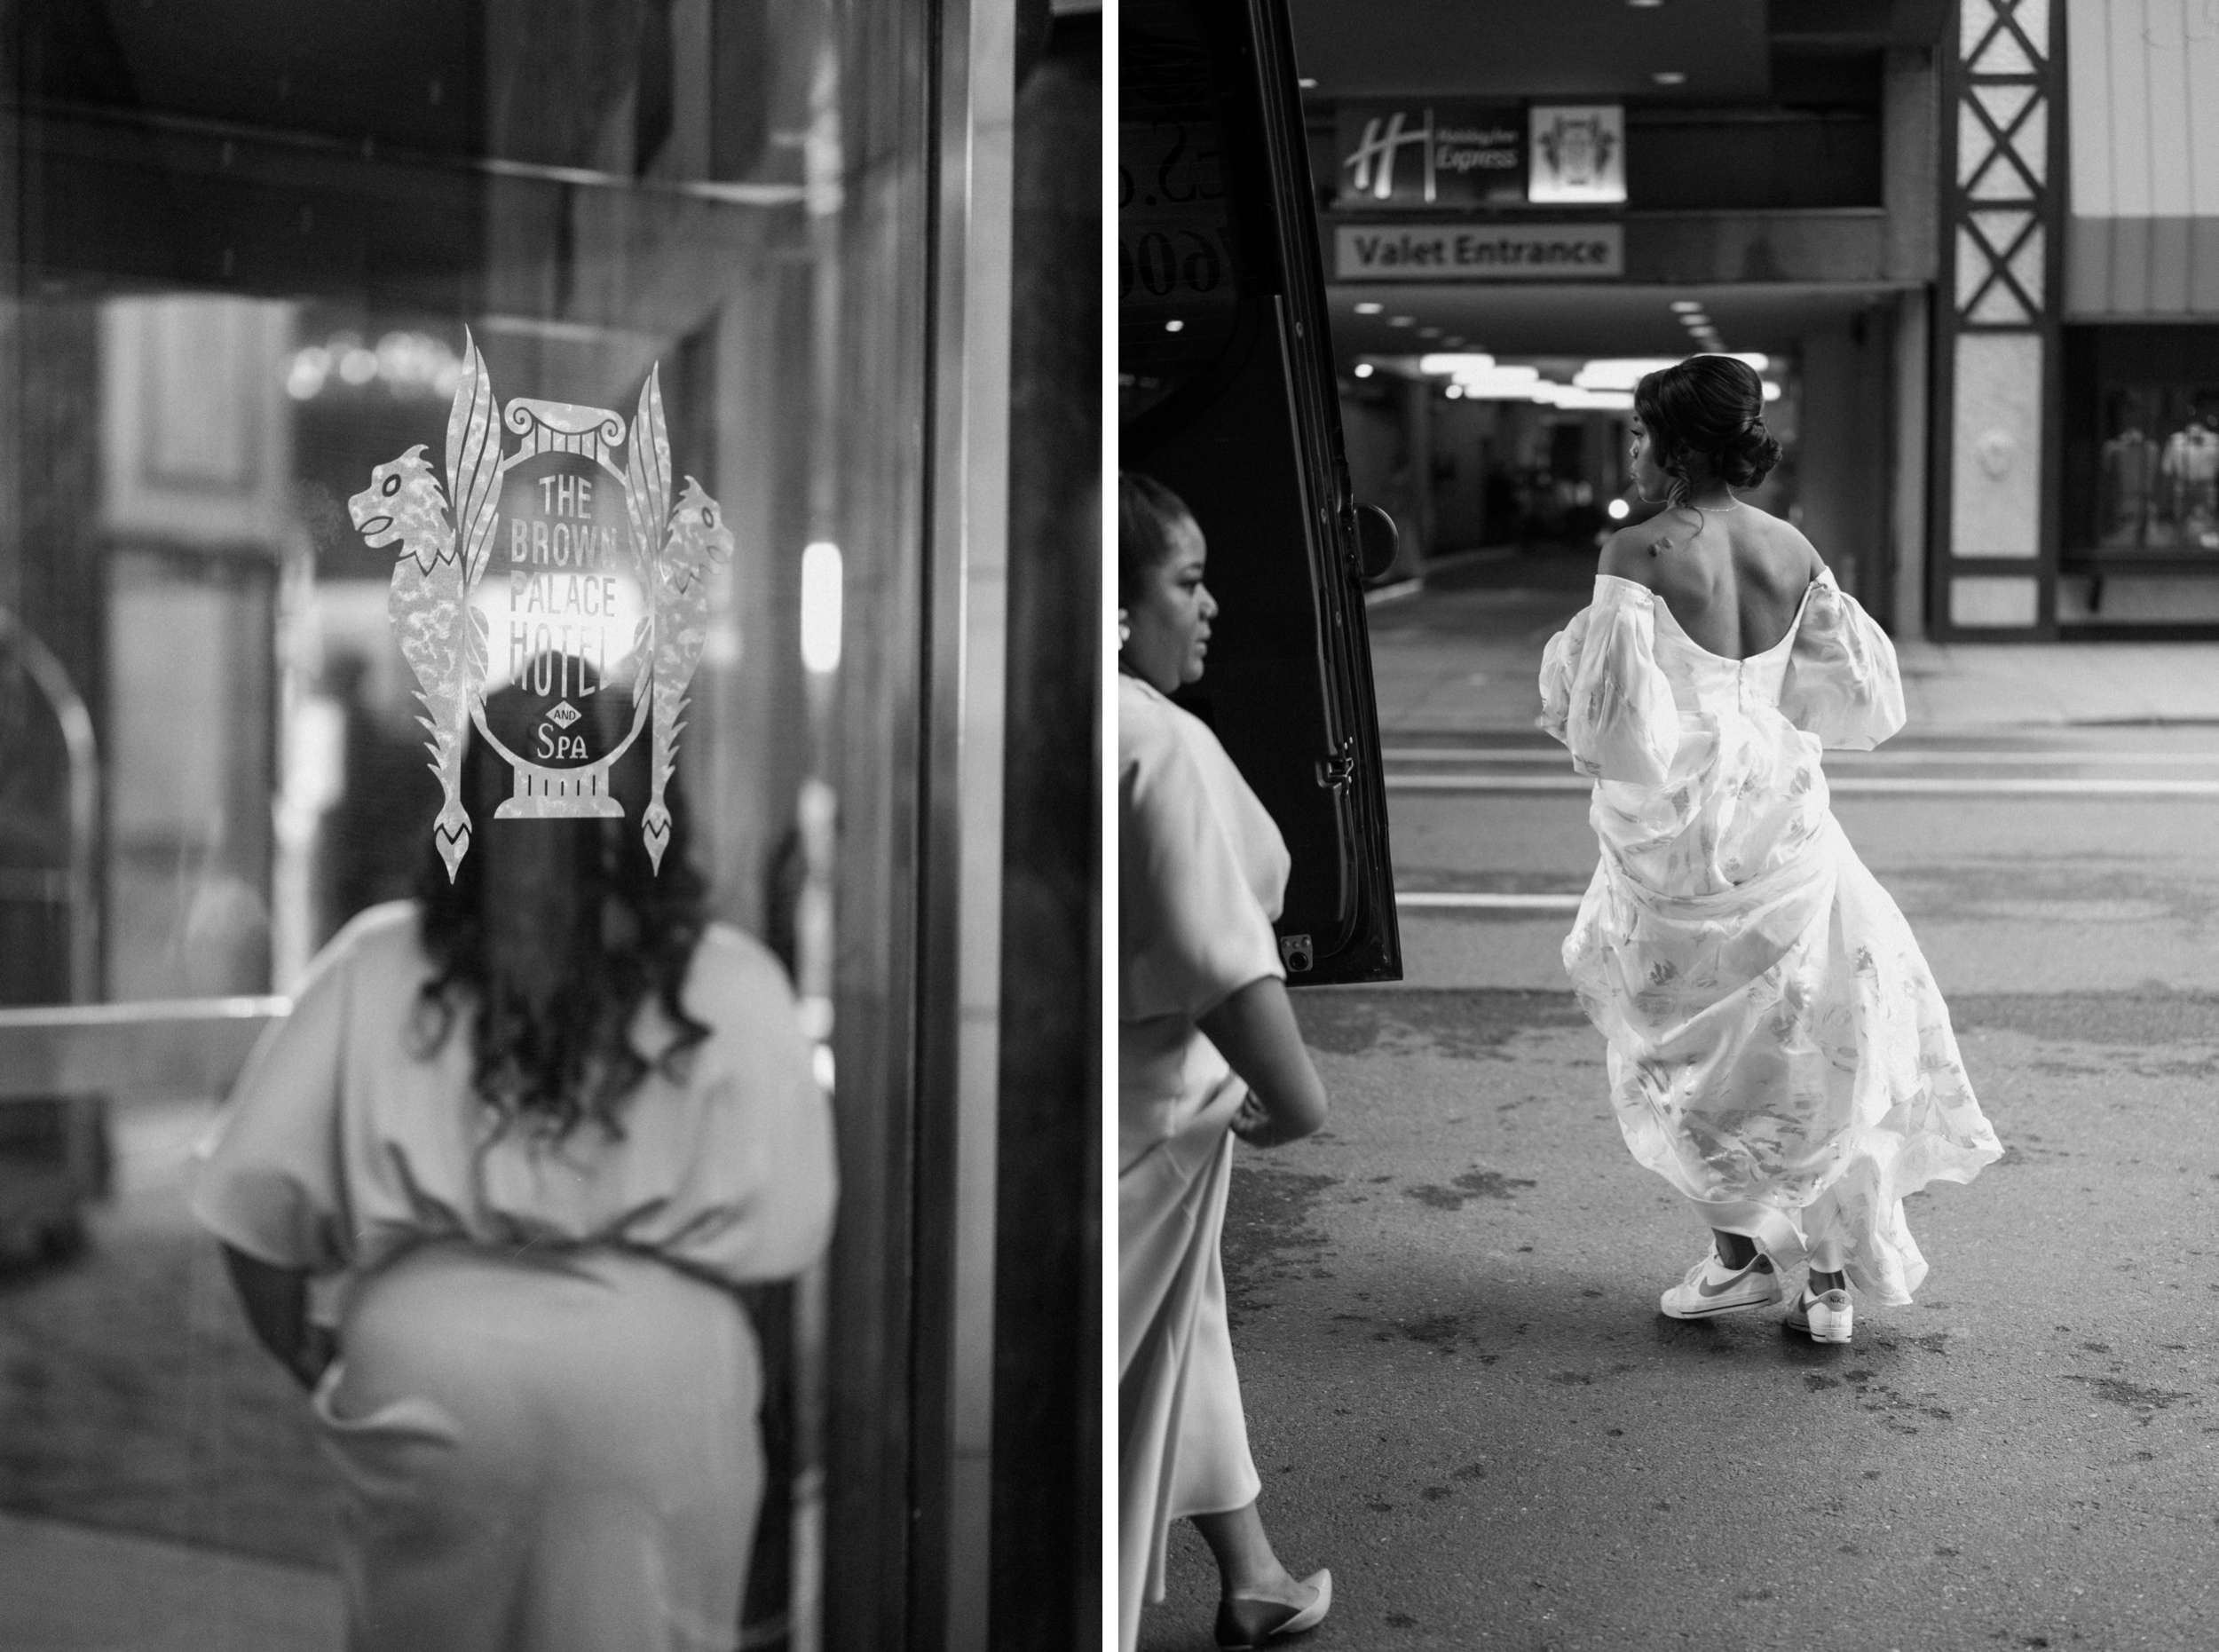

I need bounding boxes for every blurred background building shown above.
[0,3,1098,1648]
[1283,0,2219,640]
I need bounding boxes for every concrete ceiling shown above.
[1287,0,1773,103]
[1325,280,1905,360]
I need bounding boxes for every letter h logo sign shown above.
[1344,108,1434,202]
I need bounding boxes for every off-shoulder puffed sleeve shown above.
[1120,681,1288,1023]
[625,934,838,1287]
[190,929,353,1273]
[1538,577,1680,786]
[1778,569,1906,749]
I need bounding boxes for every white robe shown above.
[1117,675,1288,1652]
[1540,573,2002,1300]
[192,905,837,1652]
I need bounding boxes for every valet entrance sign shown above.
[1334,223,1623,281]
[350,331,732,879]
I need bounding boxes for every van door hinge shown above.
[1315,739,1354,790]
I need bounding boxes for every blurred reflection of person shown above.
[2162,415,2219,548]
[1542,356,2002,1348]
[325,650,439,929]
[192,682,836,1652]
[2100,423,2160,549]
[1118,473,1331,1652]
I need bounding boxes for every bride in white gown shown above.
[1540,354,2002,1345]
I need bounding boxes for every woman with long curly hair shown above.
[1543,354,2000,1345]
[193,681,836,1652]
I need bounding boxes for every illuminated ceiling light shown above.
[1444,336,1466,346]
[1354,362,1375,378]
[1607,498,1632,519]
[1165,319,1185,333]
[1628,0,1664,7]
[1444,383,1463,399]
[1652,70,1686,86]
[1680,312,1710,327]
[1574,357,1682,391]
[1417,352,1496,375]
[338,347,380,385]
[1354,301,1384,314]
[1418,328,1441,339]
[1669,300,1703,313]
[801,541,843,675]
[1449,366,1544,399]
[1387,315,1416,328]
[286,346,331,400]
[1532,383,1636,410]
[1730,352,1771,371]
[1762,379,1782,401]
[1298,77,1319,89]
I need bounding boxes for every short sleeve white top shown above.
[191,904,838,1292]
[1118,674,1290,1173]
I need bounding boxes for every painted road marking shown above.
[1383,747,2219,767]
[1386,775,2219,796]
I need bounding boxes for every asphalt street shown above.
[1137,558,2219,1652]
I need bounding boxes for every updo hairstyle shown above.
[1633,355,1784,499]
[1118,471,1198,608]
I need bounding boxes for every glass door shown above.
[0,3,953,1646]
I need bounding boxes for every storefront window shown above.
[2090,386,2219,554]
[2065,326,2219,563]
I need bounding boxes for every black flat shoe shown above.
[1214,1569,1331,1648]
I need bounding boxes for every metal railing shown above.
[0,605,100,1008]
[0,995,287,1103]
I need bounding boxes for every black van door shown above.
[1120,0,1401,985]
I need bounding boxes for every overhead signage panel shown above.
[1335,103,1527,209]
[1334,223,1624,281]
[1528,104,1627,205]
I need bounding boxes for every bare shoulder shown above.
[1597,515,1678,587]
[1736,503,1826,583]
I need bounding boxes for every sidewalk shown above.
[0,1096,342,1652]
[1367,554,2219,734]
[0,1511,340,1652]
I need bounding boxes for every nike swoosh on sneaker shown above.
[1696,1269,1763,1298]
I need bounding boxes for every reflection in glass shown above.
[2091,387,2219,556]
[0,4,885,1646]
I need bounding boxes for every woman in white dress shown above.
[193,687,837,1652]
[1119,473,1332,1651]
[1541,356,2002,1344]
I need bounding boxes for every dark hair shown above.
[1118,471,1198,607]
[411,679,712,1142]
[1633,355,1783,498]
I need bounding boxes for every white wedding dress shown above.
[1539,571,2002,1302]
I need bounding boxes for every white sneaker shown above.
[1658,1251,1784,1319]
[1784,1287,1854,1344]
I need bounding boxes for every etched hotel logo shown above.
[351,332,732,878]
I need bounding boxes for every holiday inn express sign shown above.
[1334,223,1623,281]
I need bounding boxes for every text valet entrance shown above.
[1334,223,1623,281]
